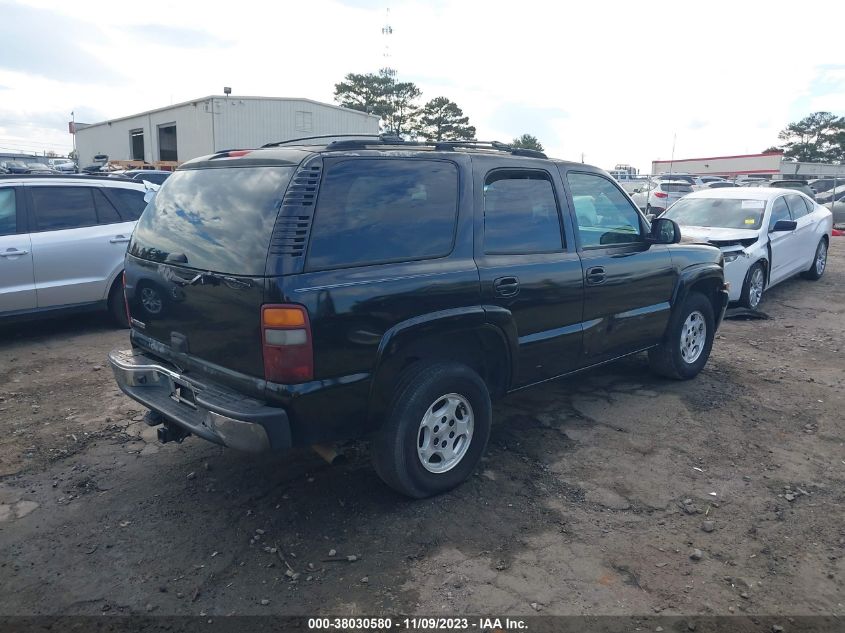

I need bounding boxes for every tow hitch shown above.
[157,424,190,444]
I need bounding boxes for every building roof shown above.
[76,95,380,130]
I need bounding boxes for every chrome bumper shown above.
[108,348,291,452]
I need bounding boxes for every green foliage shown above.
[775,112,845,163]
[333,72,394,120]
[417,97,476,142]
[511,134,544,152]
[383,81,422,136]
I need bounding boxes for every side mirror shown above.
[649,217,681,244]
[771,219,797,232]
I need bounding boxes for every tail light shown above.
[654,191,668,199]
[261,304,313,383]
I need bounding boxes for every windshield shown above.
[129,166,295,275]
[663,197,766,230]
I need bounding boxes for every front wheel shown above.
[801,238,828,280]
[371,362,492,498]
[739,262,766,309]
[649,292,715,380]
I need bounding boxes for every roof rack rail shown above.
[262,133,386,148]
[260,134,548,159]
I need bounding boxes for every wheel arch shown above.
[367,308,516,433]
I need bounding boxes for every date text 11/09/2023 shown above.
[307,617,528,631]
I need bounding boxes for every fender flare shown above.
[670,262,724,309]
[366,306,518,426]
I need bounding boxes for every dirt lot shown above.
[1,244,843,619]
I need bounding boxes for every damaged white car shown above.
[661,188,833,309]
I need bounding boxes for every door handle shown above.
[586,266,606,285]
[0,248,29,257]
[493,276,520,297]
[109,235,130,243]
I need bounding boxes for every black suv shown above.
[109,136,729,497]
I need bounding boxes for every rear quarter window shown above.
[306,159,459,271]
[105,187,147,220]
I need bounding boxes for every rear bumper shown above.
[108,348,291,452]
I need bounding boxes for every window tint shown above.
[130,166,293,275]
[567,172,643,247]
[662,184,693,193]
[106,187,147,220]
[0,188,15,236]
[483,171,562,254]
[31,187,96,231]
[768,197,792,230]
[307,159,458,270]
[785,194,808,219]
[93,189,122,224]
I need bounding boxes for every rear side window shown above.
[307,159,458,270]
[0,188,15,236]
[93,189,122,224]
[483,170,562,254]
[30,187,96,231]
[106,187,147,220]
[130,166,294,275]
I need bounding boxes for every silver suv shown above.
[0,174,148,326]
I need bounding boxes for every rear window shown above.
[129,166,293,275]
[306,159,458,271]
[662,184,693,193]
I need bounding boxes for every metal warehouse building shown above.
[651,152,845,179]
[74,95,380,166]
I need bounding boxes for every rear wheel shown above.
[371,361,491,498]
[801,238,827,280]
[739,262,766,309]
[649,292,715,380]
[107,279,129,328]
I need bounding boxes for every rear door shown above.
[474,161,584,386]
[26,184,133,308]
[563,170,676,362]
[784,194,817,270]
[0,186,36,313]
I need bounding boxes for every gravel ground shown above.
[0,242,843,618]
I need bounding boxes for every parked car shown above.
[25,163,57,174]
[653,173,706,188]
[750,179,816,200]
[108,137,729,498]
[809,178,839,195]
[47,158,78,173]
[703,181,739,189]
[0,174,148,326]
[122,170,172,185]
[2,161,33,174]
[631,180,694,214]
[819,185,845,224]
[661,188,832,309]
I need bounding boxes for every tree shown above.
[511,134,544,152]
[333,72,394,119]
[416,97,476,142]
[383,81,421,137]
[775,112,845,163]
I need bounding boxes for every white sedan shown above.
[661,188,832,309]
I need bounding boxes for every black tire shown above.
[648,291,715,380]
[739,261,766,309]
[107,279,129,328]
[371,361,492,498]
[801,238,828,281]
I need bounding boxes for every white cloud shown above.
[1,0,843,169]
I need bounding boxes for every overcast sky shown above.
[1,0,843,172]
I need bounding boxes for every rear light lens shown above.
[654,191,668,199]
[261,304,313,383]
[228,150,252,157]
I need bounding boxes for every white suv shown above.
[0,174,148,326]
